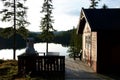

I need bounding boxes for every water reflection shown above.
[0,43,69,60]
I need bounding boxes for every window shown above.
[85,36,91,49]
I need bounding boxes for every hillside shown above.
[0,29,73,49]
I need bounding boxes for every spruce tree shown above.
[102,4,108,9]
[89,0,100,9]
[68,28,82,60]
[0,0,29,60]
[40,0,55,55]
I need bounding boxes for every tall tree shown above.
[0,0,29,60]
[89,0,100,9]
[40,0,55,55]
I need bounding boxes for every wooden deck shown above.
[18,55,65,78]
[17,55,108,80]
[65,58,104,80]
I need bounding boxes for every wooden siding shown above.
[82,22,92,66]
[91,32,97,72]
[82,23,97,72]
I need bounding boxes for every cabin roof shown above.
[77,8,120,34]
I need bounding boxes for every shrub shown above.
[0,59,4,64]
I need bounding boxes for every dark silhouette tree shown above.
[102,4,108,9]
[89,0,100,9]
[67,27,82,60]
[0,0,29,60]
[40,0,55,55]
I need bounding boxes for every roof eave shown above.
[77,8,90,34]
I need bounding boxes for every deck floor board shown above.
[65,58,106,80]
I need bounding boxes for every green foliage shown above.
[102,4,108,9]
[53,30,71,46]
[0,0,29,59]
[39,30,54,42]
[0,59,4,64]
[89,0,100,9]
[17,27,29,39]
[0,29,73,49]
[68,28,82,58]
[0,27,14,38]
[0,60,18,79]
[40,0,55,42]
[40,0,55,54]
[0,29,75,50]
[0,27,28,39]
[0,0,29,38]
[0,31,26,50]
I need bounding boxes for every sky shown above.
[0,0,120,32]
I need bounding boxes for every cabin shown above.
[77,8,120,74]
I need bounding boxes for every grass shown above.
[0,59,63,80]
[0,59,36,80]
[0,59,18,79]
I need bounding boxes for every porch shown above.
[18,55,65,78]
[18,55,105,79]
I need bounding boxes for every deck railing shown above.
[18,55,65,77]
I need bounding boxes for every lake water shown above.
[0,43,69,60]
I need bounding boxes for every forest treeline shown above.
[0,28,72,49]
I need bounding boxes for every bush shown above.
[0,66,10,75]
[0,59,4,64]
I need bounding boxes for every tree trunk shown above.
[13,0,16,60]
[46,41,48,55]
[13,30,16,60]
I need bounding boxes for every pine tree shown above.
[89,0,100,9]
[40,0,55,55]
[0,0,29,60]
[102,4,108,9]
[68,28,82,60]
[68,28,76,59]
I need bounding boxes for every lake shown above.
[0,43,69,60]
